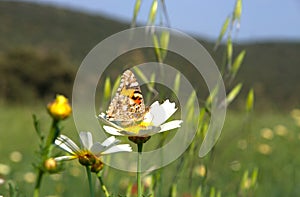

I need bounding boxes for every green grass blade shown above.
[209,187,216,197]
[240,170,249,190]
[160,30,170,60]
[196,186,202,197]
[246,88,254,112]
[111,75,121,96]
[133,67,149,84]
[234,0,242,21]
[131,0,142,27]
[231,50,246,78]
[227,37,233,69]
[169,183,177,197]
[173,72,180,95]
[126,183,133,197]
[152,33,162,62]
[251,167,259,187]
[226,83,242,105]
[148,0,158,25]
[214,16,230,50]
[103,77,111,101]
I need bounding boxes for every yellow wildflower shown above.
[47,94,72,120]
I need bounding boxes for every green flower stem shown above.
[45,119,60,151]
[33,170,43,197]
[137,143,143,197]
[86,166,95,197]
[96,172,110,197]
[33,119,60,197]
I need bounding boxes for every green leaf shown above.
[173,72,180,95]
[33,114,44,143]
[226,83,242,105]
[131,0,142,27]
[103,77,111,101]
[148,0,158,25]
[231,50,246,78]
[214,16,230,50]
[246,88,254,112]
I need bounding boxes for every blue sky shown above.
[22,0,300,42]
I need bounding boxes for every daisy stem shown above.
[86,166,95,197]
[96,172,110,197]
[137,143,143,197]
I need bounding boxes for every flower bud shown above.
[47,94,72,120]
[44,158,57,172]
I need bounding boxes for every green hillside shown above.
[0,1,299,109]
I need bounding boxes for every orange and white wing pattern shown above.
[106,70,147,125]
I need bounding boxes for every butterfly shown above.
[105,70,148,126]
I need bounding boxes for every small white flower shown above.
[54,131,132,162]
[98,100,183,136]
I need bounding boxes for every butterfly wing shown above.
[106,70,146,125]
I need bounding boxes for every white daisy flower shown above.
[54,131,132,164]
[98,99,183,137]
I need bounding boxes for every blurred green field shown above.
[1,105,300,196]
[0,1,299,197]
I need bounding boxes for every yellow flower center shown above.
[124,121,152,134]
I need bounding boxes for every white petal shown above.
[149,100,178,126]
[54,155,77,162]
[102,144,132,154]
[103,126,124,136]
[55,135,79,154]
[159,120,183,133]
[101,136,120,147]
[90,142,105,155]
[143,110,154,123]
[79,132,93,150]
[90,137,121,155]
